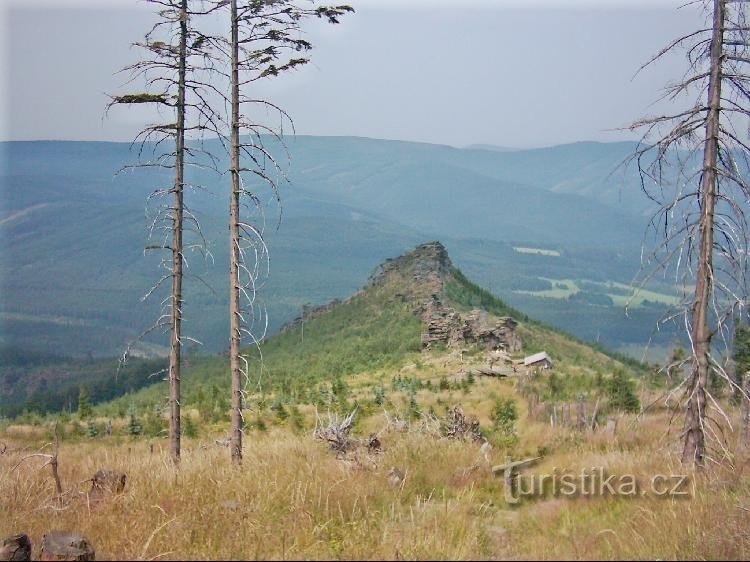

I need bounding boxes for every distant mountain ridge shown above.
[0,135,675,358]
[464,143,520,152]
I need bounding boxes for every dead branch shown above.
[313,408,357,454]
[442,405,483,442]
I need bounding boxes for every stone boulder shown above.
[0,534,31,561]
[89,469,127,500]
[40,532,94,561]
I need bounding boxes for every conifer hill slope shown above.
[1,241,641,418]
[95,241,642,417]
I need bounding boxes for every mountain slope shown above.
[91,241,641,419]
[282,136,645,247]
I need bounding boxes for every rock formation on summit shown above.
[281,241,522,354]
[375,242,522,352]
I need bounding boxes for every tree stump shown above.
[40,532,94,561]
[367,433,382,453]
[90,469,127,499]
[0,534,31,561]
[590,398,601,431]
[387,466,405,487]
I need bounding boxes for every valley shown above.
[0,137,679,362]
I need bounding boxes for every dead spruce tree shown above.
[630,0,750,467]
[211,0,352,464]
[109,0,222,464]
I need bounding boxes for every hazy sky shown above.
[0,0,705,148]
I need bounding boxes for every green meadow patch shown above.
[512,246,561,257]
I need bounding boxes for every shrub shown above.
[126,411,143,437]
[271,401,289,423]
[491,398,518,446]
[408,392,421,420]
[373,386,385,406]
[546,372,564,400]
[252,415,267,432]
[77,386,92,420]
[289,405,305,432]
[182,414,198,438]
[607,370,640,413]
[86,421,99,438]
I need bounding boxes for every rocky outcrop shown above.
[419,300,521,352]
[419,295,464,348]
[463,310,522,353]
[280,241,522,353]
[281,241,453,333]
[281,299,343,332]
[367,241,452,295]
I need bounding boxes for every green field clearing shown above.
[513,278,681,308]
[514,278,577,299]
[607,281,681,308]
[512,246,561,256]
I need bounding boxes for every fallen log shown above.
[492,456,541,475]
[492,456,541,499]
[314,409,357,453]
[468,366,516,377]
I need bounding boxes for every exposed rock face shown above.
[463,310,522,353]
[419,299,521,352]
[281,241,452,332]
[367,241,452,296]
[419,295,464,348]
[280,241,522,352]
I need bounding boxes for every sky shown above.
[0,0,705,148]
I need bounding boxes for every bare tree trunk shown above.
[590,397,601,431]
[229,0,243,465]
[682,0,724,468]
[50,434,62,496]
[576,395,585,431]
[167,0,188,466]
[740,372,750,453]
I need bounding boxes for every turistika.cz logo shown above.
[502,466,690,504]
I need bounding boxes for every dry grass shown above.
[2,431,504,560]
[3,402,750,560]
[2,347,748,560]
